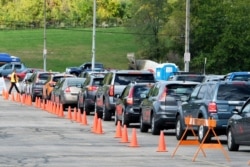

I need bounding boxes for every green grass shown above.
[0,27,138,72]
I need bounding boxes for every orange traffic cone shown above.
[81,111,88,125]
[15,93,20,102]
[95,118,104,134]
[129,128,139,147]
[120,125,129,143]
[91,112,98,133]
[58,104,64,118]
[157,131,167,152]
[67,106,72,119]
[114,121,122,138]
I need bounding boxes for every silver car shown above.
[52,77,86,110]
[20,73,33,94]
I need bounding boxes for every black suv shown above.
[115,82,154,126]
[95,70,155,121]
[175,81,250,141]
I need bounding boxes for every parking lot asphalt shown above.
[0,80,250,167]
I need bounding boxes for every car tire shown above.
[77,100,83,113]
[151,114,160,135]
[140,114,148,133]
[102,103,112,121]
[198,125,211,143]
[227,128,239,151]
[31,93,36,102]
[122,111,129,127]
[175,116,187,140]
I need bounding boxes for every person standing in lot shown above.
[8,69,20,94]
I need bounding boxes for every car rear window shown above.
[67,79,85,86]
[175,75,205,82]
[114,74,155,85]
[134,85,151,98]
[167,84,196,95]
[93,78,104,86]
[217,84,250,101]
[39,73,51,80]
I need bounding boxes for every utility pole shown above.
[91,0,96,71]
[43,0,47,71]
[184,0,190,72]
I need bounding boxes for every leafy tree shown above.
[126,0,171,62]
[190,0,250,74]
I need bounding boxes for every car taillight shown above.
[64,87,71,93]
[126,87,134,105]
[159,87,167,102]
[88,86,98,91]
[109,85,114,96]
[208,102,217,113]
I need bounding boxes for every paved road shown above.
[0,80,249,167]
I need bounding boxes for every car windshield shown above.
[231,75,250,81]
[217,84,250,101]
[115,74,155,85]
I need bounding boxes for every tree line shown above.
[1,0,250,74]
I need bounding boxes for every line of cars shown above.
[112,72,250,152]
[19,67,250,152]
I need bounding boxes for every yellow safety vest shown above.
[10,72,18,83]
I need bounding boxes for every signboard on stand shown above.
[0,77,6,95]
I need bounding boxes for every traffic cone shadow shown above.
[157,131,167,152]
[73,107,77,121]
[77,108,82,123]
[81,111,88,125]
[91,112,98,133]
[11,93,15,101]
[95,118,104,134]
[128,128,139,147]
[114,121,122,138]
[67,106,72,120]
[120,125,129,143]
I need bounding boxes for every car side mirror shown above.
[140,94,147,99]
[115,94,120,98]
[232,108,240,114]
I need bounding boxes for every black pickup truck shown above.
[65,62,104,77]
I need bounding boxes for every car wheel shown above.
[140,113,148,133]
[102,102,112,121]
[198,125,210,143]
[227,128,239,151]
[122,111,129,127]
[175,116,187,140]
[31,93,36,102]
[151,114,160,135]
[83,101,90,115]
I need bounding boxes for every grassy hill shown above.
[0,27,139,72]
